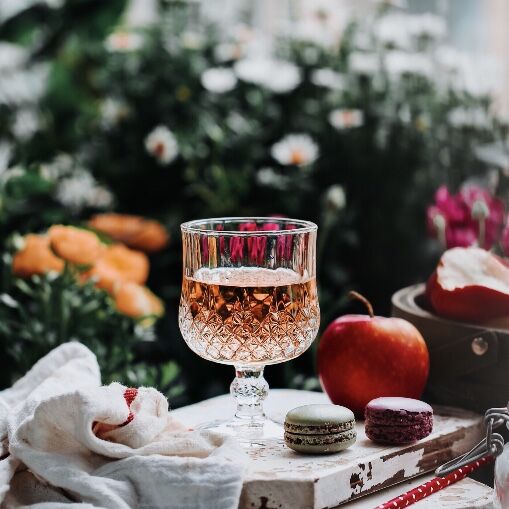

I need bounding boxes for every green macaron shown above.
[284,404,356,454]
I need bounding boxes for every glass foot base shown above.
[197,416,283,447]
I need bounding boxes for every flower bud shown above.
[324,185,346,212]
[432,213,446,232]
[471,199,490,221]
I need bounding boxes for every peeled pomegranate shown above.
[427,247,509,323]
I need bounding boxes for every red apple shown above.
[426,247,509,323]
[318,292,429,416]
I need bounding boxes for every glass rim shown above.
[180,217,318,235]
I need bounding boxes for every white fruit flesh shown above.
[437,247,509,293]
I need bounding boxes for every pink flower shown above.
[427,185,505,249]
[196,220,295,265]
[276,224,296,261]
[230,222,256,264]
[229,234,244,262]
[229,222,295,265]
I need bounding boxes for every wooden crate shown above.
[172,389,484,509]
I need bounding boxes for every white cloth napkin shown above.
[0,343,245,509]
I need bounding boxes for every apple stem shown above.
[349,291,375,318]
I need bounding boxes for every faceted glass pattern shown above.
[179,271,319,366]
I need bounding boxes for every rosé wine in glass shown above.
[179,266,319,366]
[178,217,319,442]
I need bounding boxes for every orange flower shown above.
[88,213,169,253]
[85,244,149,292]
[126,221,170,253]
[49,226,104,266]
[12,234,64,277]
[113,281,164,319]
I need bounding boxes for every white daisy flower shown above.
[329,109,364,130]
[201,68,237,94]
[352,31,372,51]
[291,0,346,48]
[375,13,446,47]
[311,68,345,90]
[105,30,144,52]
[123,0,158,28]
[448,108,491,129]
[39,154,73,181]
[145,125,179,165]
[100,98,130,128]
[290,21,339,49]
[475,143,509,170]
[413,13,447,38]
[435,46,462,72]
[0,64,50,107]
[56,170,113,213]
[271,134,319,167]
[348,52,380,75]
[12,108,39,141]
[324,185,346,211]
[234,58,300,93]
[0,43,27,71]
[375,15,412,47]
[233,57,267,86]
[384,51,432,77]
[441,52,500,98]
[435,46,497,96]
[0,165,25,184]
[265,61,301,93]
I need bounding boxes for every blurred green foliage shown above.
[0,0,507,402]
[0,256,182,397]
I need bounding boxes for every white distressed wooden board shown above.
[347,475,493,509]
[172,389,485,509]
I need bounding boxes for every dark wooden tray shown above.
[392,283,509,413]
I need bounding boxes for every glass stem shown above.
[230,366,268,424]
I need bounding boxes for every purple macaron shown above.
[364,397,433,445]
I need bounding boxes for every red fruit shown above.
[427,247,509,323]
[318,292,429,416]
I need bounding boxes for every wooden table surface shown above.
[172,389,491,509]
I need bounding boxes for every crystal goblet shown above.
[178,217,319,442]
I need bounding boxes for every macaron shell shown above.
[286,404,355,427]
[365,410,433,427]
[285,429,357,454]
[366,397,432,413]
[364,397,434,445]
[365,422,433,444]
